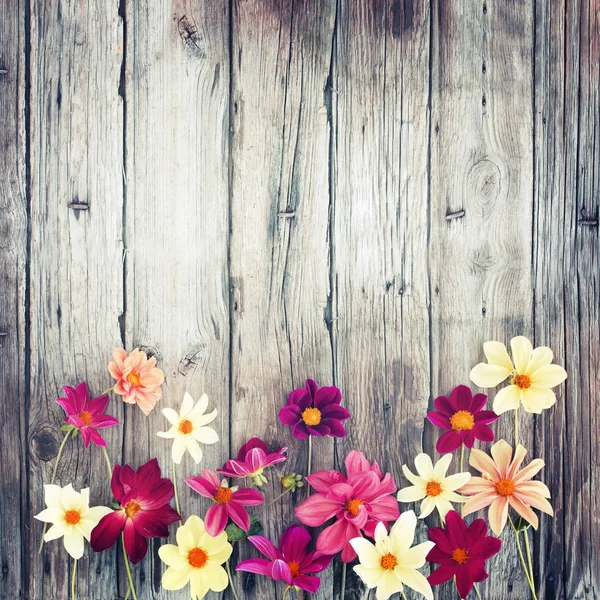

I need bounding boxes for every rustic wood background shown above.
[1,0,598,599]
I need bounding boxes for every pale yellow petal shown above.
[172,436,187,464]
[376,569,404,600]
[354,564,384,587]
[350,538,381,568]
[162,565,191,590]
[34,508,63,524]
[44,524,67,542]
[162,408,180,426]
[397,542,435,570]
[521,388,556,413]
[183,515,207,546]
[395,567,433,600]
[401,465,425,487]
[158,544,188,569]
[192,426,219,445]
[397,485,426,503]
[157,426,177,439]
[470,363,511,388]
[63,531,84,559]
[176,523,196,553]
[180,392,195,417]
[413,454,434,480]
[208,542,233,565]
[194,408,218,427]
[435,499,454,519]
[190,393,209,417]
[389,511,417,553]
[511,336,533,373]
[374,521,391,556]
[483,341,514,371]
[433,454,453,480]
[185,437,204,464]
[441,472,471,492]
[493,385,521,414]
[61,484,82,511]
[525,346,554,374]
[205,564,228,592]
[418,496,436,519]
[44,484,64,510]
[529,364,567,388]
[190,570,210,600]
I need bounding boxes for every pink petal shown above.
[280,525,311,563]
[110,465,125,500]
[512,459,545,484]
[218,459,250,478]
[300,552,333,574]
[474,410,499,424]
[313,385,342,409]
[317,519,354,556]
[462,492,496,517]
[185,476,217,499]
[455,563,475,598]
[469,536,502,560]
[86,428,107,448]
[80,427,94,449]
[200,469,222,488]
[231,488,264,506]
[436,430,462,453]
[292,575,321,594]
[56,397,77,417]
[306,470,346,493]
[434,395,454,416]
[469,449,501,480]
[124,518,148,564]
[367,494,400,522]
[236,558,272,576]
[377,472,397,496]
[427,527,454,554]
[428,563,457,586]
[205,504,229,536]
[470,393,488,413]
[90,511,126,552]
[248,536,282,561]
[451,385,473,410]
[491,441,514,477]
[344,450,370,475]
[279,405,302,426]
[427,411,451,430]
[87,394,110,415]
[91,414,120,429]
[238,438,268,459]
[227,501,251,532]
[270,559,293,585]
[133,506,179,537]
[472,423,494,442]
[140,479,174,510]
[295,495,341,527]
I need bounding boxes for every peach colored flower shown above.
[460,439,553,535]
[108,348,164,415]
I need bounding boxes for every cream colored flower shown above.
[470,336,567,414]
[350,512,434,600]
[34,484,111,559]
[397,454,470,521]
[159,515,232,599]
[158,393,219,464]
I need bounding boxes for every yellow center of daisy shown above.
[451,548,469,564]
[179,419,193,434]
[495,478,515,496]
[64,510,81,525]
[513,373,531,389]
[126,370,142,387]
[345,498,364,517]
[214,486,233,504]
[124,501,141,518]
[188,547,208,569]
[288,561,300,577]
[380,553,398,570]
[78,410,93,426]
[426,481,443,497]
[450,410,475,431]
[301,407,322,426]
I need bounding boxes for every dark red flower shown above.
[427,510,502,598]
[279,379,350,439]
[427,385,499,453]
[90,458,180,564]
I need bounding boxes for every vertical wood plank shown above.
[229,2,335,598]
[124,0,231,597]
[429,0,534,598]
[27,0,125,598]
[0,0,26,597]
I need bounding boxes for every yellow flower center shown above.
[513,373,531,389]
[188,547,208,569]
[124,501,141,518]
[345,498,364,517]
[451,548,469,564]
[214,486,233,504]
[450,410,475,431]
[64,510,81,525]
[78,410,93,426]
[301,407,322,426]
[426,481,443,497]
[380,553,398,570]
[495,478,515,496]
[288,561,300,577]
[126,370,142,387]
[179,419,193,434]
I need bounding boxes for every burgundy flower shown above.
[427,510,502,598]
[184,469,264,536]
[90,458,180,564]
[236,525,332,593]
[56,382,119,449]
[427,385,499,453]
[279,379,350,439]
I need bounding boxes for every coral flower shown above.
[90,458,180,563]
[34,484,111,559]
[469,336,567,414]
[350,512,434,600]
[397,453,470,520]
[157,393,219,464]
[427,510,502,599]
[159,515,232,599]
[295,450,399,562]
[184,470,264,536]
[460,439,553,535]
[56,382,119,448]
[108,347,165,415]
[236,525,332,593]
[279,379,350,439]
[427,385,499,453]
[217,438,287,486]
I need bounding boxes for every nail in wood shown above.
[278,211,296,218]
[68,202,89,210]
[578,219,598,226]
[445,209,465,220]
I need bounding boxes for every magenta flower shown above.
[427,510,502,599]
[427,385,499,453]
[184,469,264,536]
[236,525,332,593]
[279,379,350,439]
[90,458,180,564]
[217,438,287,486]
[56,382,119,449]
[295,450,399,562]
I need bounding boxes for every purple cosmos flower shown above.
[56,382,119,449]
[217,438,287,486]
[279,379,350,439]
[236,525,332,593]
[184,469,264,536]
[427,385,499,453]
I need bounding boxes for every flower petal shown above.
[295,494,340,527]
[521,388,556,413]
[427,563,457,586]
[389,511,417,553]
[511,336,533,372]
[192,426,219,445]
[433,454,453,480]
[90,511,126,552]
[247,536,281,561]
[513,458,545,484]
[469,448,501,479]
[236,558,272,576]
[525,346,554,373]
[490,440,513,477]
[493,385,521,414]
[350,537,381,568]
[413,454,435,480]
[124,519,148,564]
[436,431,462,454]
[487,496,509,535]
[530,364,567,388]
[483,341,514,372]
[280,525,311,563]
[462,493,496,518]
[442,472,471,492]
[204,504,229,537]
[396,567,433,600]
[397,485,426,503]
[470,363,511,388]
[161,566,191,590]
[63,531,84,559]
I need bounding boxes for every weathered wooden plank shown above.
[27,0,125,598]
[429,0,535,598]
[229,1,335,598]
[331,1,431,598]
[123,1,231,597]
[533,0,600,597]
[0,0,26,596]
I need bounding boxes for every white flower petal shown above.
[185,437,204,464]
[470,363,511,388]
[80,488,90,510]
[511,336,533,373]
[350,538,381,568]
[61,485,82,511]
[530,364,567,388]
[194,408,218,428]
[44,524,67,542]
[162,408,180,426]
[441,472,471,492]
[493,385,521,414]
[190,393,209,417]
[418,496,436,519]
[180,393,195,417]
[176,522,196,553]
[435,499,454,519]
[63,531,84,559]
[389,511,417,553]
[395,566,434,600]
[401,465,425,487]
[413,454,434,480]
[483,341,514,372]
[192,426,219,445]
[34,507,63,524]
[397,485,426,503]
[157,426,177,439]
[376,569,404,600]
[374,522,390,556]
[44,484,64,510]
[354,564,384,587]
[172,437,187,464]
[398,541,435,570]
[190,570,210,599]
[433,454,453,480]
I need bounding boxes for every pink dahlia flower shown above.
[236,525,332,593]
[295,450,399,562]
[56,382,119,448]
[184,469,264,536]
[90,458,180,564]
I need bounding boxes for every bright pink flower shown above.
[217,438,287,486]
[90,458,180,564]
[295,450,399,562]
[108,348,165,415]
[236,525,332,593]
[279,379,350,439]
[427,385,499,453]
[184,469,264,536]
[56,382,119,449]
[427,510,502,599]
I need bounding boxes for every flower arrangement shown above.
[35,338,565,599]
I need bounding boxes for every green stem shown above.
[101,446,113,481]
[123,588,130,600]
[401,592,408,600]
[101,385,115,396]
[514,409,519,447]
[283,586,291,600]
[122,533,138,600]
[523,527,536,591]
[509,516,537,599]
[38,430,70,554]
[460,443,465,472]
[172,461,183,525]
[265,487,292,509]
[226,559,240,600]
[474,583,483,600]
[340,561,347,600]
[307,435,313,478]
[71,558,77,599]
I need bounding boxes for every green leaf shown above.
[226,523,247,543]
[247,515,263,537]
[60,424,73,432]
[71,427,79,438]
[515,517,532,532]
